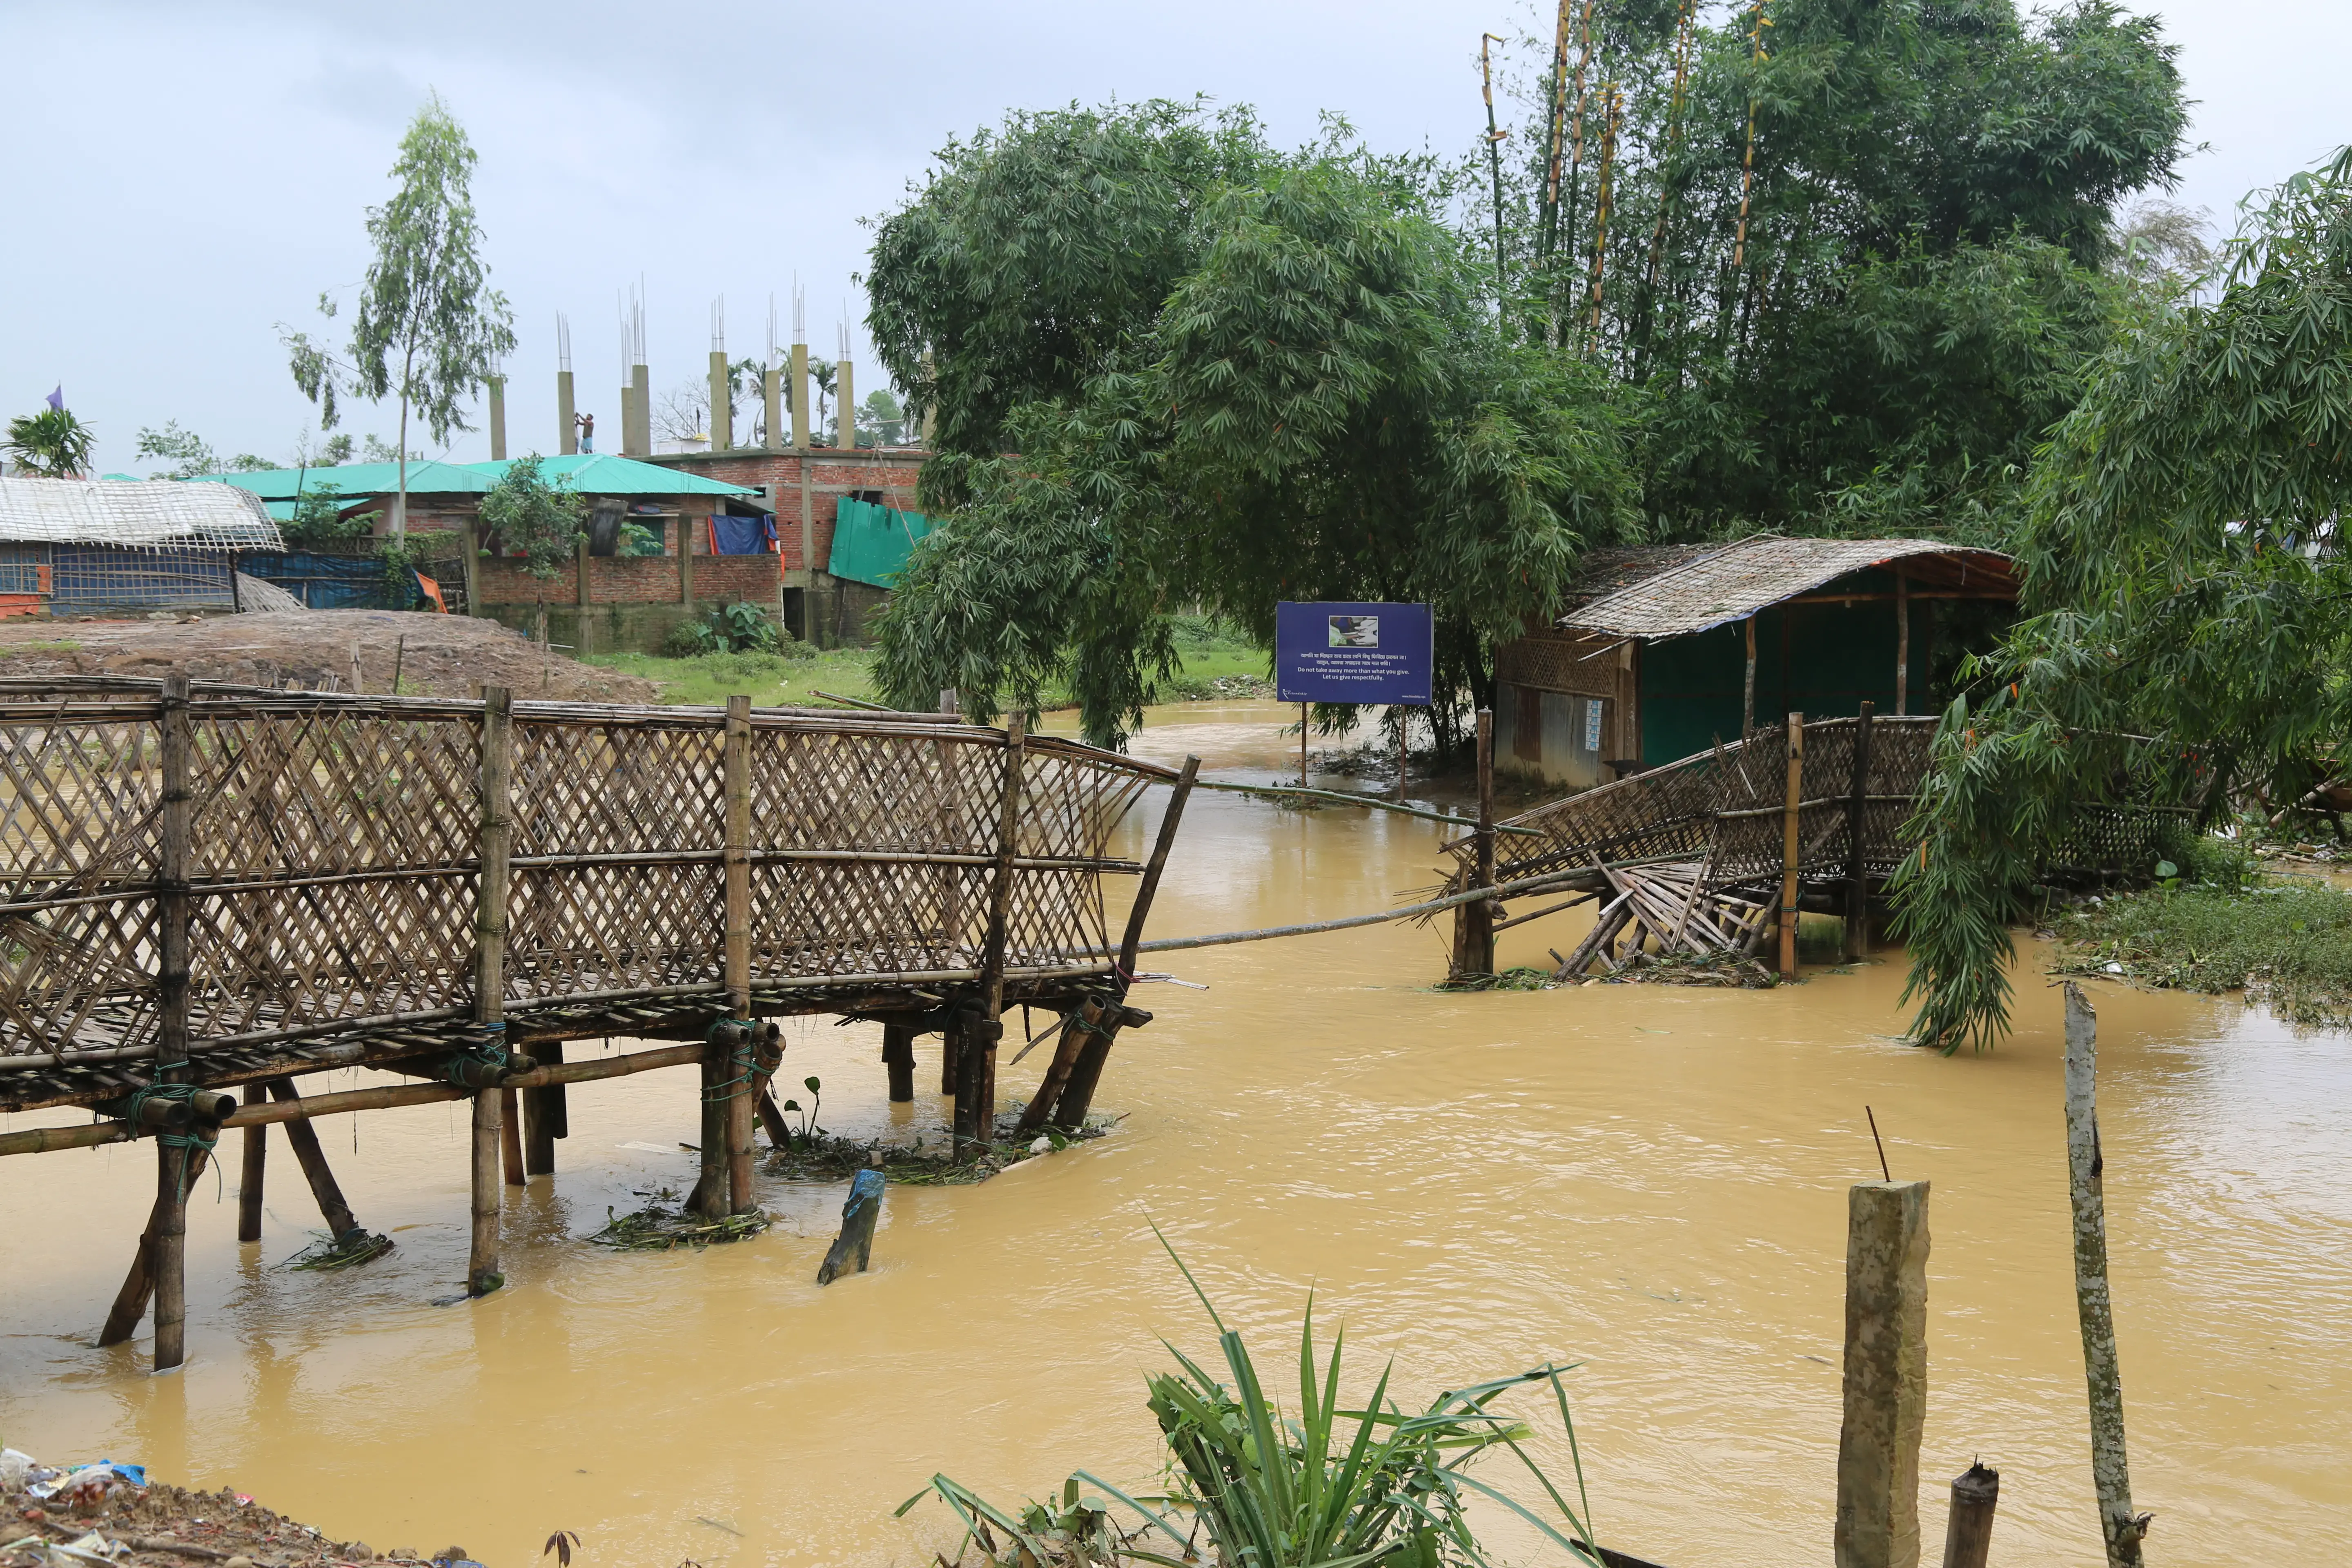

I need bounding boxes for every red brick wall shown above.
[691,554,781,601]
[588,557,685,604]
[657,449,929,574]
[476,559,572,607]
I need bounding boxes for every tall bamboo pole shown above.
[469,686,512,1298]
[1777,712,1804,977]
[1586,86,1623,343]
[959,713,1026,1152]
[1639,0,1701,355]
[152,672,194,1372]
[1539,0,1577,257]
[1557,0,1598,335]
[1844,702,1875,962]
[2063,984,2149,1568]
[1481,33,1510,298]
[723,693,757,1216]
[1731,0,1772,272]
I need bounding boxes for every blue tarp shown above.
[51,546,235,609]
[240,552,418,610]
[708,514,777,556]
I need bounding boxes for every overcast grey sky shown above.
[1,0,2343,476]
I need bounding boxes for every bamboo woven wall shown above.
[0,681,1161,1060]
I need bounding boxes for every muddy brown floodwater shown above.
[3,700,2348,1566]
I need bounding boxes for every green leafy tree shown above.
[227,453,285,472]
[281,484,378,550]
[866,103,1635,749]
[3,406,96,478]
[858,389,904,446]
[1893,148,2352,1050]
[134,419,220,479]
[282,94,516,540]
[476,454,584,644]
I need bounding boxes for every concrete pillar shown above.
[618,383,634,458]
[557,371,577,455]
[629,362,651,458]
[763,365,782,452]
[488,376,508,461]
[790,343,810,449]
[1836,1179,1931,1568]
[709,350,732,452]
[836,357,855,449]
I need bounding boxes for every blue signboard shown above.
[1274,601,1434,704]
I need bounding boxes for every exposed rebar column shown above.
[487,374,507,461]
[763,297,782,453]
[557,312,577,454]
[790,288,811,450]
[708,298,731,452]
[835,320,855,450]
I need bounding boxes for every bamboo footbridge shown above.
[0,676,1196,1369]
[1434,709,2170,979]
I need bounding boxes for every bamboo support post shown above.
[236,1082,266,1243]
[1016,994,1107,1139]
[1778,712,1805,976]
[882,1023,916,1102]
[2065,983,2148,1567]
[1896,574,1910,716]
[267,1078,362,1239]
[1940,1462,2000,1568]
[1845,701,1875,961]
[957,714,1025,1152]
[152,672,196,1372]
[1743,615,1758,740]
[722,694,758,1215]
[1118,757,1200,981]
[99,1145,210,1348]
[470,686,513,1297]
[1472,710,1497,974]
[1834,1178,1931,1568]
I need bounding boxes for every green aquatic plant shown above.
[901,1234,1604,1567]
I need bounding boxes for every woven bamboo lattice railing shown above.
[0,679,1168,1065]
[1445,714,2172,896]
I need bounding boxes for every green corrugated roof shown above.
[464,454,757,497]
[193,461,496,499]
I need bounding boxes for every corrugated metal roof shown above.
[1555,535,2016,640]
[466,454,757,497]
[0,478,284,551]
[196,461,496,499]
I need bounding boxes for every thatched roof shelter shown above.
[0,478,283,552]
[1556,536,2015,640]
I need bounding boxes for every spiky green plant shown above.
[3,407,96,478]
[901,1235,1604,1568]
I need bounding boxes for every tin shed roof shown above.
[0,478,284,551]
[1555,535,2015,640]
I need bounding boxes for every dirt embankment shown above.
[0,611,657,705]
[5,1471,431,1568]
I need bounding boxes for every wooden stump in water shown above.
[816,1168,884,1285]
[523,1040,566,1176]
[499,1087,525,1187]
[1835,1178,1930,1568]
[237,1083,267,1243]
[882,1024,915,1103]
[1940,1462,1999,1568]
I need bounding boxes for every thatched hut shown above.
[0,477,283,617]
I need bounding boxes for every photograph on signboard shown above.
[1328,615,1380,648]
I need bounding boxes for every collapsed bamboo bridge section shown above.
[0,675,1192,1369]
[1439,706,2172,980]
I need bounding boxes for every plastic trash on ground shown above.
[28,1461,146,1504]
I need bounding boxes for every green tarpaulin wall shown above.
[827,499,932,589]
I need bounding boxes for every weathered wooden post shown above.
[1939,1461,2000,1568]
[1845,702,1876,961]
[1778,712,1805,976]
[882,1024,916,1102]
[1047,755,1197,1131]
[470,685,513,1298]
[1450,715,1498,980]
[499,1088,525,1186]
[266,1079,366,1242]
[2064,983,2149,1567]
[236,1082,267,1243]
[956,713,1025,1154]
[1835,1177,1930,1568]
[152,671,197,1372]
[523,1040,566,1176]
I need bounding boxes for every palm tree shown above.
[2,407,97,478]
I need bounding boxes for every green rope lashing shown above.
[440,1019,511,1087]
[702,1018,758,1104]
[125,1083,220,1201]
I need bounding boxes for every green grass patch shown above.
[586,647,879,708]
[2054,869,2352,1029]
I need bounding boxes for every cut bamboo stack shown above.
[1550,858,1771,980]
